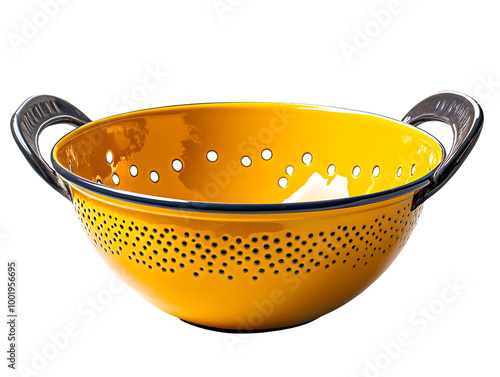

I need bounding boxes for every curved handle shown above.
[11,95,92,201]
[402,91,484,209]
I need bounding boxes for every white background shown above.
[1,1,499,376]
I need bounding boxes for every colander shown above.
[11,92,483,332]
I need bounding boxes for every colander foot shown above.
[180,319,314,333]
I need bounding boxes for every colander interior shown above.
[53,103,443,204]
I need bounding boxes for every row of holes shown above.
[105,148,301,174]
[102,148,290,185]
[205,149,278,169]
[108,169,159,185]
[277,164,417,188]
[103,150,417,187]
[104,162,417,187]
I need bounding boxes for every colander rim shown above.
[51,101,446,214]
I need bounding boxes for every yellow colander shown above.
[11,92,483,332]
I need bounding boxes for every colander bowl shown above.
[12,92,483,332]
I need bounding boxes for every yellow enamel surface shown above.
[72,186,422,330]
[53,103,443,330]
[54,103,442,205]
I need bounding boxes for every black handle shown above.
[11,95,92,201]
[402,91,483,209]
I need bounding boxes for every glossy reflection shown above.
[55,103,443,205]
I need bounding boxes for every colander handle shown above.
[11,95,92,201]
[402,91,483,209]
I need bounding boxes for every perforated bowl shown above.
[12,92,482,332]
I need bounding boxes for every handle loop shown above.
[402,91,483,209]
[11,95,92,200]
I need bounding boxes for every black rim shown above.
[50,103,446,214]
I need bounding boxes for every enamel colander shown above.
[12,92,482,332]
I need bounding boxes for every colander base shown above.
[180,318,314,333]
